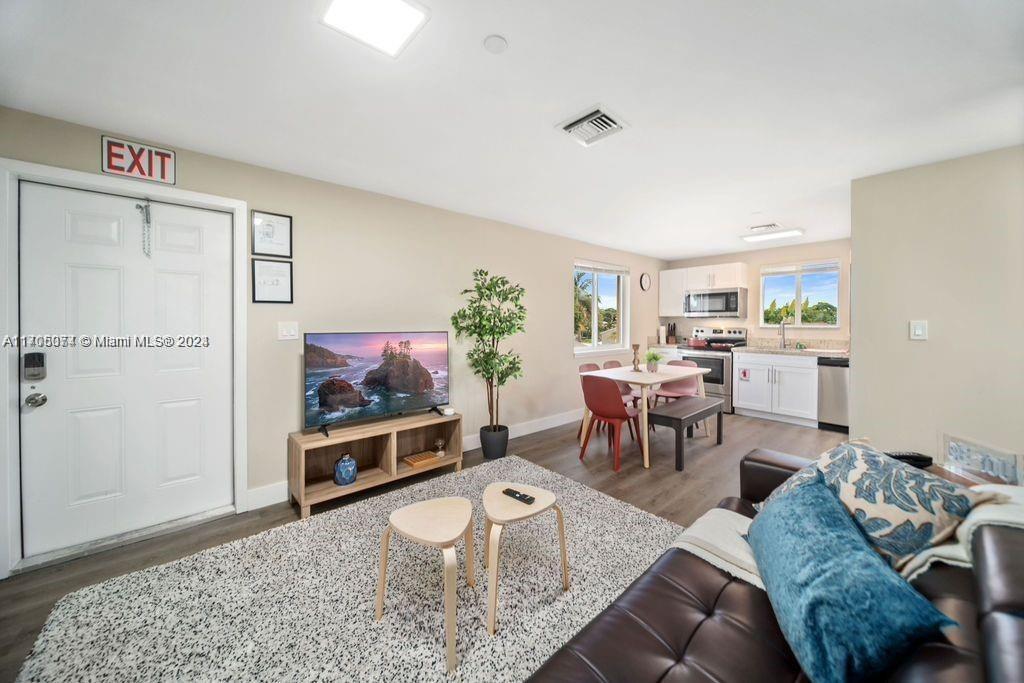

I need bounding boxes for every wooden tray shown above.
[403,451,443,468]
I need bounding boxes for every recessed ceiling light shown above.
[321,0,430,58]
[742,228,804,243]
[483,35,509,54]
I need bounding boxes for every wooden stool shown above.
[482,482,569,636]
[375,496,474,672]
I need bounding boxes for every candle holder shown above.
[631,344,641,372]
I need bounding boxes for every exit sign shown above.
[101,135,176,185]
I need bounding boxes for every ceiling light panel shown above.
[741,228,804,243]
[322,0,429,58]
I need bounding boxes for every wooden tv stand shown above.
[287,412,463,519]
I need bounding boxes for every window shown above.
[574,261,628,352]
[761,260,840,327]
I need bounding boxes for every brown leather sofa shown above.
[529,449,1024,683]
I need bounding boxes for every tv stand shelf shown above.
[287,412,462,519]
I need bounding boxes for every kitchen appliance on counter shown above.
[683,287,747,318]
[817,356,849,433]
[675,327,746,413]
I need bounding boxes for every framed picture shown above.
[252,258,293,304]
[251,210,292,258]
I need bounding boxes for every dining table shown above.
[579,364,711,469]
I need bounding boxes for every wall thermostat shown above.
[23,352,46,381]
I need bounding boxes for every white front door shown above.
[19,182,234,558]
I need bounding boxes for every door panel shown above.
[733,362,772,411]
[772,365,818,419]
[19,182,233,557]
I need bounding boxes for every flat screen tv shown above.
[304,331,449,430]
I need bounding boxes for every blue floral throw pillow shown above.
[816,443,1001,568]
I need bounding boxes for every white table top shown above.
[580,364,710,386]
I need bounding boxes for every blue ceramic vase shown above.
[334,454,357,486]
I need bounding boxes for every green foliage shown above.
[573,271,592,343]
[763,297,837,325]
[451,269,527,430]
[644,349,662,363]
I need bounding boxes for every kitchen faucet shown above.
[778,319,788,349]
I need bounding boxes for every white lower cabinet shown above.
[733,354,818,423]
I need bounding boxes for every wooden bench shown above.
[648,396,724,471]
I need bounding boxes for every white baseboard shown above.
[462,407,583,452]
[734,407,818,429]
[244,408,586,512]
[246,480,290,510]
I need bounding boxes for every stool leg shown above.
[487,523,504,635]
[375,525,392,620]
[554,505,570,591]
[483,518,492,568]
[464,523,475,587]
[442,546,458,672]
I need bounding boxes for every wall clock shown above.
[639,272,652,291]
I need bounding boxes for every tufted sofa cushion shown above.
[526,547,806,683]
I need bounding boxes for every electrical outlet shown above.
[278,321,299,341]
[909,320,928,341]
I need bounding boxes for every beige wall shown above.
[850,145,1024,460]
[0,106,665,489]
[665,239,852,343]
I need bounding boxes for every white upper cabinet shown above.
[668,262,748,292]
[710,262,747,289]
[659,268,687,317]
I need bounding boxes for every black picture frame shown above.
[251,209,293,258]
[251,258,294,304]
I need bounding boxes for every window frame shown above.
[759,259,841,329]
[573,261,630,356]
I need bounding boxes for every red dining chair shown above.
[602,359,636,441]
[653,359,706,433]
[579,375,641,472]
[576,363,601,439]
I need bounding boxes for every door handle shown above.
[25,392,47,408]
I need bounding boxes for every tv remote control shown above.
[502,488,535,505]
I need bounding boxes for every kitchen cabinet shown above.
[658,268,687,317]
[733,353,818,423]
[664,262,748,292]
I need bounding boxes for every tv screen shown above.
[304,331,449,429]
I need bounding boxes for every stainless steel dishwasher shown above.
[817,356,849,433]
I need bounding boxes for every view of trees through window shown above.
[574,267,623,349]
[762,262,839,326]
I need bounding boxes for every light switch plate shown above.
[278,321,299,341]
[909,320,928,341]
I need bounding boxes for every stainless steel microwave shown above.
[683,287,747,318]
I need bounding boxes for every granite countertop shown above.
[732,346,849,358]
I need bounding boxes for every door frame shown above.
[0,157,249,580]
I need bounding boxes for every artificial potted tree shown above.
[451,269,526,459]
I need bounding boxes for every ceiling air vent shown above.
[560,108,624,147]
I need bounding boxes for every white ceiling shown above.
[2,0,1022,259]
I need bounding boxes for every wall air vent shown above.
[560,108,624,147]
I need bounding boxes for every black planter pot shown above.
[480,425,509,460]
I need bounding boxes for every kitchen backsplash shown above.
[746,337,849,351]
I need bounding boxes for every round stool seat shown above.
[388,496,472,548]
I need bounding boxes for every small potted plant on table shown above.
[645,349,662,373]
[451,269,526,460]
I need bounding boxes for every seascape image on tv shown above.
[304,332,449,429]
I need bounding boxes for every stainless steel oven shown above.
[683,288,747,318]
[676,349,735,413]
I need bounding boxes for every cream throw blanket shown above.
[671,484,1024,590]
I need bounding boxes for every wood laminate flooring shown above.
[0,414,842,681]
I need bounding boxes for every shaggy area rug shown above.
[18,456,683,682]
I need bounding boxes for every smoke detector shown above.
[559,107,624,147]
